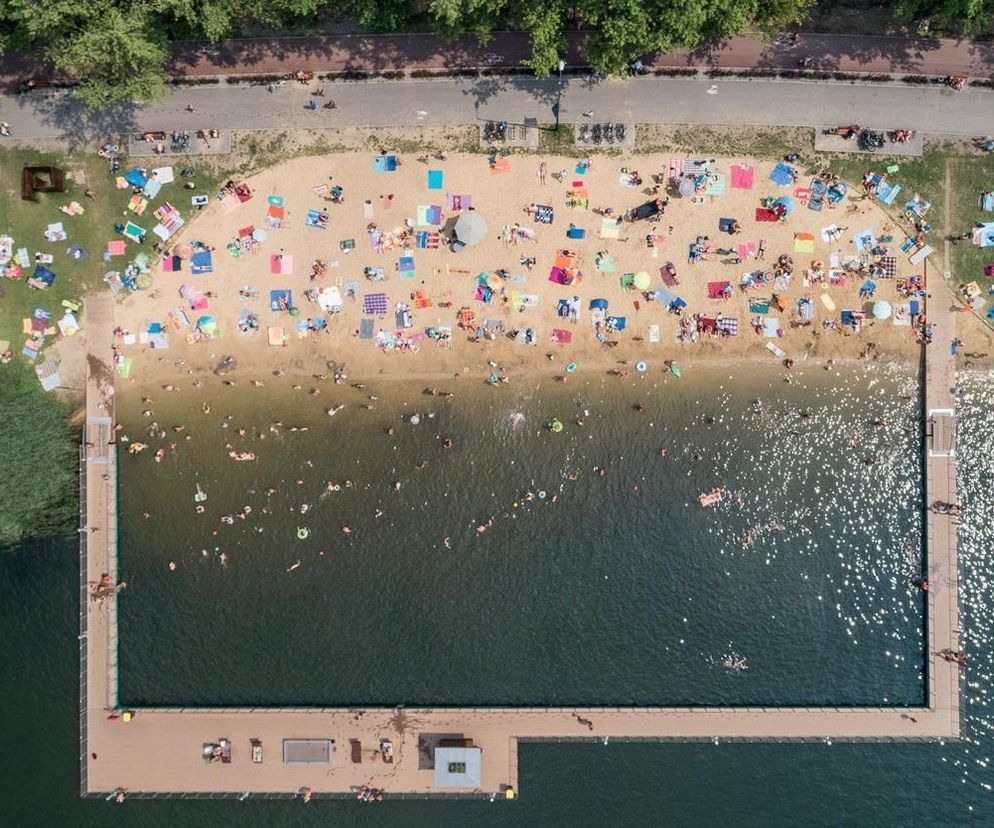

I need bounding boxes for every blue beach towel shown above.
[427,170,443,190]
[373,155,398,173]
[769,162,795,186]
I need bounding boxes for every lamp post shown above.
[553,59,566,131]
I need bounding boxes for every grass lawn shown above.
[0,145,224,358]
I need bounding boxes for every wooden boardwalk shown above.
[80,280,961,799]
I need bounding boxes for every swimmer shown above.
[393,480,402,491]
[172,425,186,433]
[634,403,644,413]
[416,460,428,470]
[387,427,395,436]
[442,437,454,448]
[576,418,584,426]
[309,388,321,396]
[195,505,205,513]
[300,504,310,514]
[143,512,151,519]
[202,402,211,414]
[237,428,247,437]
[219,552,228,566]
[243,505,252,515]
[341,525,353,534]
[374,509,383,518]
[444,537,451,548]
[251,380,265,387]
[658,448,668,458]
[168,561,176,571]
[345,479,354,488]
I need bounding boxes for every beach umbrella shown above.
[486,273,502,290]
[454,213,487,246]
[872,300,892,319]
[678,177,694,197]
[774,196,795,215]
[633,271,651,290]
[252,228,268,242]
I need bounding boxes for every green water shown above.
[3,364,993,825]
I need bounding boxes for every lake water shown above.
[3,364,993,825]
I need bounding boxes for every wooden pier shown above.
[79,283,961,800]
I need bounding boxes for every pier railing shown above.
[78,446,89,799]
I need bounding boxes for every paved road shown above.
[2,75,992,140]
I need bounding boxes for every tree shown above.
[53,8,169,108]
[894,0,994,34]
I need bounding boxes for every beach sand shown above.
[109,150,956,387]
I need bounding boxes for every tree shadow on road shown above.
[27,93,141,150]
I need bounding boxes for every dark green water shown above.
[3,365,993,825]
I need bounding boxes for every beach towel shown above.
[749,300,769,314]
[659,266,678,287]
[821,225,842,243]
[600,218,620,239]
[794,233,815,253]
[719,218,737,233]
[667,158,684,179]
[266,204,284,227]
[618,172,638,188]
[569,188,589,210]
[45,222,67,242]
[490,157,511,175]
[446,194,472,211]
[567,224,586,240]
[416,205,443,226]
[820,293,836,312]
[737,242,757,261]
[380,194,394,210]
[416,231,440,249]
[717,317,739,337]
[763,316,780,337]
[606,315,626,331]
[306,209,328,230]
[535,205,554,224]
[363,292,388,315]
[766,342,786,360]
[551,328,572,344]
[373,155,398,173]
[269,254,293,275]
[974,223,994,248]
[143,179,162,200]
[909,245,934,265]
[981,192,994,213]
[705,174,727,197]
[548,267,572,285]
[595,253,615,272]
[853,228,877,251]
[892,302,912,326]
[107,240,127,257]
[219,193,241,214]
[397,255,416,279]
[267,326,286,346]
[427,170,443,190]
[708,280,732,299]
[730,164,754,189]
[413,289,431,309]
[269,289,292,312]
[649,324,660,343]
[755,208,779,222]
[162,255,181,273]
[359,318,375,339]
[879,256,897,278]
[363,200,373,219]
[655,286,679,306]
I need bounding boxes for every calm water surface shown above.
[3,365,993,826]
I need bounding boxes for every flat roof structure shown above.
[283,739,333,766]
[434,747,482,788]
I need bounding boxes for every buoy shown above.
[565,362,577,373]
[636,361,647,373]
[410,414,421,425]
[550,419,563,433]
[296,527,309,540]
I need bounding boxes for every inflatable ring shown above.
[550,419,564,433]
[565,362,577,373]
[762,271,774,282]
[296,527,309,540]
[331,485,341,492]
[636,361,647,373]
[538,491,547,499]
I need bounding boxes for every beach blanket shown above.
[730,164,754,190]
[892,302,912,326]
[659,266,678,287]
[551,328,572,344]
[655,286,679,306]
[794,233,815,253]
[567,224,586,240]
[416,205,443,226]
[548,267,572,285]
[595,253,615,272]
[717,317,739,337]
[416,231,440,249]
[667,158,684,179]
[269,253,293,275]
[982,192,994,213]
[45,222,67,242]
[600,218,620,239]
[568,188,589,210]
[413,289,432,309]
[359,318,375,339]
[618,172,638,188]
[853,228,877,251]
[755,208,779,222]
[306,209,328,230]
[909,245,934,265]
[266,204,284,227]
[397,255,416,279]
[373,155,398,173]
[705,174,727,197]
[190,249,213,274]
[267,326,286,346]
[535,205,554,224]
[749,300,769,314]
[219,193,241,214]
[490,157,511,175]
[763,316,781,337]
[107,240,127,257]
[317,286,343,312]
[876,181,902,205]
[974,222,994,248]
[820,293,836,312]
[269,289,292,312]
[363,292,388,315]
[707,280,732,299]
[446,194,472,211]
[649,324,660,342]
[821,225,843,243]
[427,170,443,190]
[737,242,757,261]
[879,256,897,278]
[769,162,795,186]
[128,194,148,215]
[766,342,786,360]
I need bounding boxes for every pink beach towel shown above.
[707,280,732,299]
[736,242,757,261]
[551,328,573,344]
[107,240,126,256]
[730,164,754,189]
[219,193,240,214]
[269,254,293,275]
[446,193,472,211]
[667,158,684,178]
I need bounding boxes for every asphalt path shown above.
[1,76,991,140]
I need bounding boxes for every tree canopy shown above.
[0,1,986,108]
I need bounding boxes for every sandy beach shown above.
[108,150,950,389]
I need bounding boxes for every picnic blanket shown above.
[717,317,739,336]
[755,208,779,222]
[769,162,795,186]
[535,205,554,224]
[793,233,815,253]
[446,193,472,211]
[879,256,898,278]
[707,280,732,299]
[667,158,684,179]
[190,249,213,274]
[730,164,754,189]
[269,253,293,275]
[363,292,388,315]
